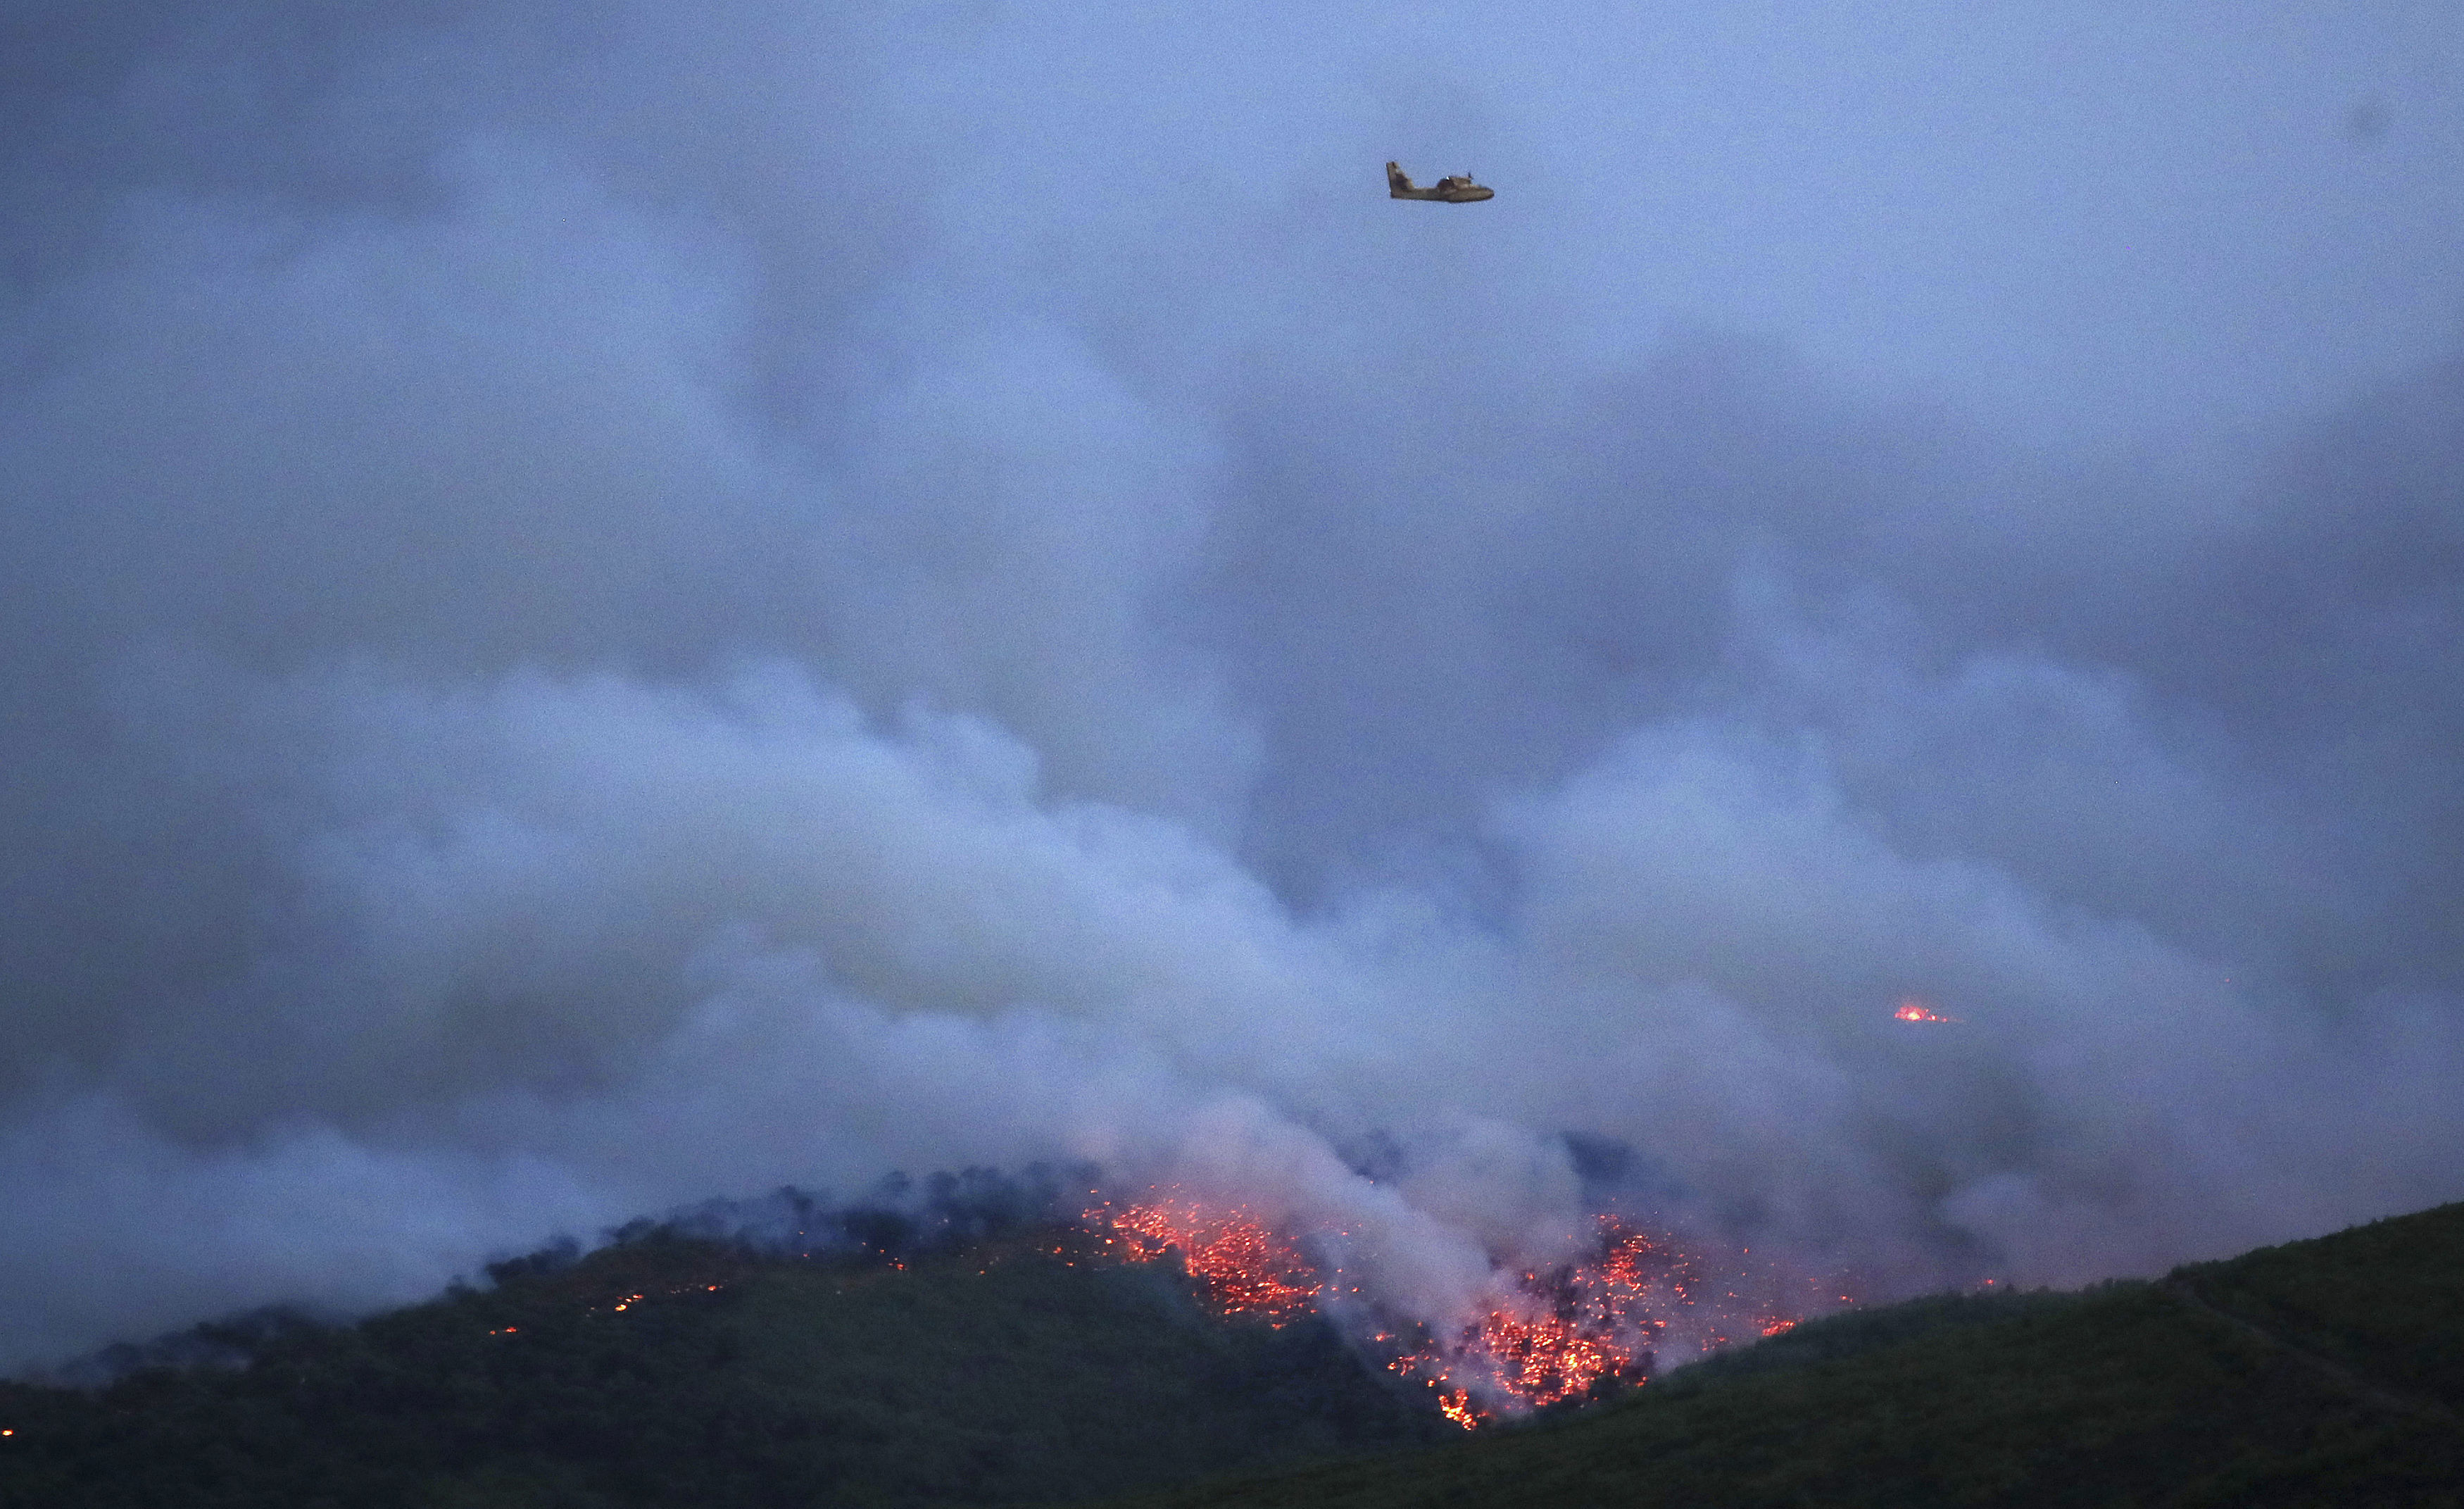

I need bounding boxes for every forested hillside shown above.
[0,1225,1445,1508]
[8,1201,2461,1508]
[1120,1201,2464,1509]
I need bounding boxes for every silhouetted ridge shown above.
[654,1162,1098,1261]
[10,1195,2463,1509]
[1116,1200,2464,1509]
[0,1167,1443,1509]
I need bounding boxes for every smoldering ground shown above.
[1,0,2460,1370]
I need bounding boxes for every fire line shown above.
[1084,1191,1823,1426]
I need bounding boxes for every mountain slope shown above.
[8,1202,2460,1508]
[1116,1201,2464,1509]
[0,1227,1446,1509]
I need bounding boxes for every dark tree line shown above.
[0,1185,1447,1509]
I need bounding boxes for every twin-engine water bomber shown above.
[1388,161,1493,202]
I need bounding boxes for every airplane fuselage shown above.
[1387,162,1493,202]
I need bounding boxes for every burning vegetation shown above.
[1085,1193,1828,1427]
[9,1189,2460,1509]
[1103,1197,1323,1322]
[436,1173,1839,1432]
[1892,998,1961,1024]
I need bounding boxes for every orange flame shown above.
[1892,998,1961,1024]
[1392,1219,1683,1419]
[1102,1196,1321,1322]
[1086,1196,1825,1426]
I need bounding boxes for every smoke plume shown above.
[1,0,2460,1370]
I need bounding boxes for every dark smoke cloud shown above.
[1,0,2460,1370]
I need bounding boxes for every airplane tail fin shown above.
[1386,161,1416,194]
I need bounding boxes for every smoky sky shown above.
[2,0,2461,1370]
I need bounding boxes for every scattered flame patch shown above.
[577,1281,729,1324]
[1387,1219,1762,1422]
[1892,998,1961,1024]
[463,1193,1835,1432]
[1100,1196,1320,1322]
[1086,1194,1829,1427]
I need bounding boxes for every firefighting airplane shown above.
[1386,161,1494,202]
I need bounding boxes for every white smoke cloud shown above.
[1,0,2460,1372]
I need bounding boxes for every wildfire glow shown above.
[590,1281,727,1320]
[1087,1194,1827,1427]
[1892,998,1961,1024]
[1103,1197,1320,1322]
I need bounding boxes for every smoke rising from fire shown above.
[1,1,2461,1371]
[1090,1193,1818,1421]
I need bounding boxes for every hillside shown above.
[1117,1201,2464,1509]
[8,1201,2460,1509]
[0,1225,1446,1509]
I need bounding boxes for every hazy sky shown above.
[2,0,2460,1370]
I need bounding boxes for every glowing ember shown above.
[1086,1196,1828,1426]
[1385,1219,1684,1420]
[1892,998,1961,1024]
[1100,1196,1323,1322]
[588,1281,727,1319]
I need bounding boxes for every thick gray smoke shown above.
[3,0,2461,1370]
